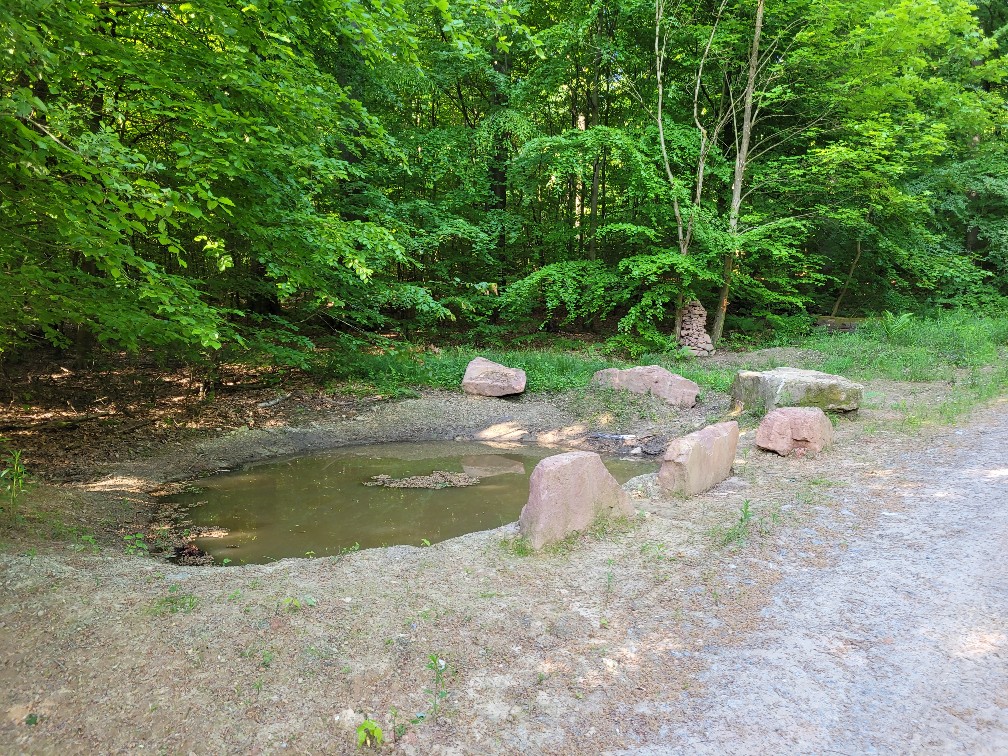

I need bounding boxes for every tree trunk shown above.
[488,47,510,275]
[831,238,862,317]
[711,0,764,346]
[587,155,601,260]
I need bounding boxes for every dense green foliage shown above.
[2,0,1006,362]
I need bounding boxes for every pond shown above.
[163,441,658,564]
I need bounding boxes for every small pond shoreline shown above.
[4,367,997,753]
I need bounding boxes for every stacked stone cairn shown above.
[678,299,715,356]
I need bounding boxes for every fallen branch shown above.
[0,412,114,432]
[257,393,292,409]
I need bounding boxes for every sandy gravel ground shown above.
[1,386,1005,754]
[626,403,1008,754]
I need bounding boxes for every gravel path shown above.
[628,406,1008,754]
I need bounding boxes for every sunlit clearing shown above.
[84,476,151,493]
[954,630,1006,658]
[536,425,588,445]
[475,422,528,441]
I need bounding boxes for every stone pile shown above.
[678,299,715,356]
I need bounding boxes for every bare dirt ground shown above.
[0,354,1005,754]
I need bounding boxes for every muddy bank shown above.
[82,387,728,494]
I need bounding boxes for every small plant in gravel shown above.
[640,540,677,582]
[500,535,534,557]
[260,648,276,668]
[123,532,149,556]
[279,595,317,613]
[0,441,27,521]
[424,654,449,720]
[356,718,384,749]
[73,533,100,553]
[149,584,199,615]
[755,503,784,536]
[389,707,407,741]
[714,500,754,547]
[338,542,361,557]
[588,512,641,540]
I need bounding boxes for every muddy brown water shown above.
[164,441,658,564]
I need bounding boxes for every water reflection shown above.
[163,442,656,564]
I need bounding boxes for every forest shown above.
[2,4,1008,749]
[2,0,1007,367]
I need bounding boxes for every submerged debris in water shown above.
[173,542,214,566]
[363,471,481,489]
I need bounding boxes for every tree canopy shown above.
[2,0,1005,361]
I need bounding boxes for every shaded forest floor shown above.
[0,354,369,484]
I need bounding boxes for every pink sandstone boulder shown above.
[755,406,834,457]
[462,357,527,397]
[591,365,700,408]
[519,451,633,550]
[658,421,740,496]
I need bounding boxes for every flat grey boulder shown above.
[462,357,527,397]
[519,451,633,550]
[658,421,739,497]
[756,406,834,457]
[592,365,700,408]
[730,367,862,413]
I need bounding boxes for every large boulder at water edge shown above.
[462,357,527,397]
[657,421,739,497]
[519,451,633,550]
[730,367,863,413]
[756,407,834,457]
[591,365,700,408]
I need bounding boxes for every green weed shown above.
[499,535,534,557]
[356,718,384,749]
[424,654,449,720]
[123,532,149,556]
[0,442,27,521]
[149,585,199,616]
[72,533,100,553]
[712,500,754,548]
[279,595,317,612]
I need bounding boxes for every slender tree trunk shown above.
[831,238,862,317]
[711,0,764,346]
[489,47,510,275]
[599,148,608,230]
[578,176,586,254]
[587,155,601,260]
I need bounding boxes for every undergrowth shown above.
[800,311,1008,382]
